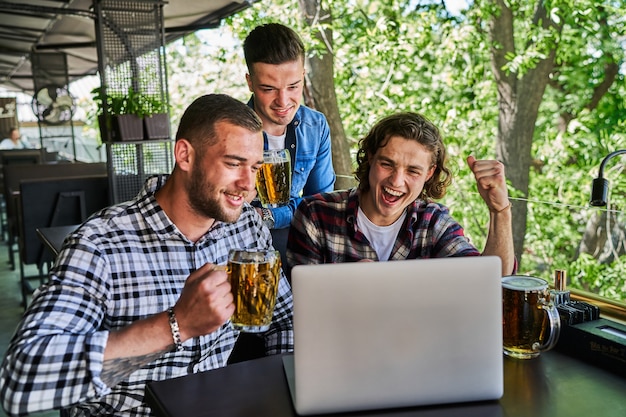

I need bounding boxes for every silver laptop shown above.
[284,256,503,415]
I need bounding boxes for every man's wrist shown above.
[167,307,184,352]
[490,202,512,214]
[260,207,275,229]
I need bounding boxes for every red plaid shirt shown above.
[287,188,480,266]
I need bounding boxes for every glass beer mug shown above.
[502,275,561,359]
[256,149,292,208]
[227,249,282,333]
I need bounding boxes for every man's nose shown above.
[388,168,405,186]
[239,169,257,191]
[275,89,289,106]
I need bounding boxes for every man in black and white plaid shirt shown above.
[0,94,294,417]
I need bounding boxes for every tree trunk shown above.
[298,0,356,191]
[488,0,561,267]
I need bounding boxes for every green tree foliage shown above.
[166,32,249,130]
[170,0,626,300]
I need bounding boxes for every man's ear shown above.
[246,73,253,93]
[426,165,437,182]
[174,139,194,172]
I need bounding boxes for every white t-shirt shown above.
[266,132,286,150]
[357,207,407,261]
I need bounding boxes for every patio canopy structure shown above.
[0,0,258,94]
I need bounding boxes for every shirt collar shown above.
[136,175,227,244]
[348,186,421,229]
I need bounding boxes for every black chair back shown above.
[19,174,110,266]
[3,162,107,223]
[0,149,42,167]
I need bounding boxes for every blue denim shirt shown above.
[248,97,336,229]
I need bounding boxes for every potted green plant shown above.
[141,94,170,140]
[92,86,145,142]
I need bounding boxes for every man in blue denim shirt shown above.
[244,23,336,230]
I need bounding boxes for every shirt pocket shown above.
[291,156,315,197]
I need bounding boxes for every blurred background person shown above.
[0,127,31,149]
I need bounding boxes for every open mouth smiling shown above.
[225,192,246,202]
[272,104,294,115]
[383,187,404,203]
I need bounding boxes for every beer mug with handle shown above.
[228,249,282,333]
[256,149,291,208]
[502,275,561,359]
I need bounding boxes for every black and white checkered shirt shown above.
[0,175,293,417]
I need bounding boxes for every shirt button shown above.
[291,144,295,149]
[300,167,304,172]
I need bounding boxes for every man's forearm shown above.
[101,349,170,387]
[482,204,515,275]
[101,311,173,387]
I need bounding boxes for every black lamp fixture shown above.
[590,149,626,207]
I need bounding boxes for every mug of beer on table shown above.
[228,249,282,333]
[256,148,291,208]
[502,275,561,359]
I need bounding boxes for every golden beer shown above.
[228,250,281,332]
[502,276,561,359]
[256,149,291,208]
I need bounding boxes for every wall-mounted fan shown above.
[32,85,75,125]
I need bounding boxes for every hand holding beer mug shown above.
[502,275,561,359]
[256,149,292,208]
[228,249,282,332]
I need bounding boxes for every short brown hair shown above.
[243,23,305,74]
[175,94,262,150]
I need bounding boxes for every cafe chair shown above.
[1,151,41,267]
[2,162,106,271]
[17,174,110,307]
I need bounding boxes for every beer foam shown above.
[502,275,547,291]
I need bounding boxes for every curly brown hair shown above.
[355,112,452,200]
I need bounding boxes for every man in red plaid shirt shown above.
[287,112,515,276]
